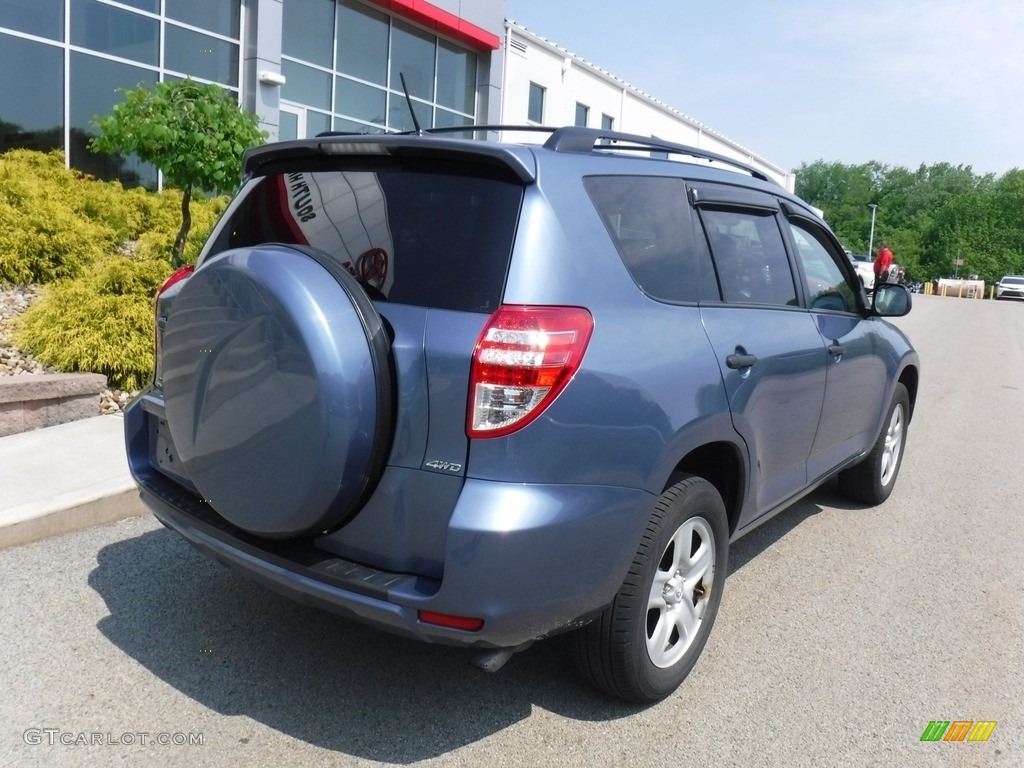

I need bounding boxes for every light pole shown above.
[867,203,878,259]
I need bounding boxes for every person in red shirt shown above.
[874,242,894,286]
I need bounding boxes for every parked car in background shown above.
[996,275,1024,300]
[846,251,876,290]
[125,126,920,703]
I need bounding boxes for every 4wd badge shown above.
[424,460,462,473]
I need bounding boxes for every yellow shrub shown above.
[13,255,171,390]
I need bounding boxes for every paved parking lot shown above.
[1,294,1021,767]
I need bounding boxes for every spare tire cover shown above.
[162,244,392,538]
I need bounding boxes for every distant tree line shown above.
[794,160,1024,284]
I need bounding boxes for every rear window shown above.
[210,169,523,313]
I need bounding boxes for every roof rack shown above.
[541,127,774,184]
[413,124,558,137]
[306,124,773,184]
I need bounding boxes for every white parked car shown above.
[996,275,1024,300]
[846,251,876,290]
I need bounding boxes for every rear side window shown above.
[213,169,523,313]
[700,208,797,307]
[584,175,702,304]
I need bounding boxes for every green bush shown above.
[13,256,170,390]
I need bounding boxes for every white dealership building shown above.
[0,0,792,190]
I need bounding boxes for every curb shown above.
[0,490,144,551]
[0,415,143,550]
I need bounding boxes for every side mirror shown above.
[872,283,912,317]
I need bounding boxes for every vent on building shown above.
[510,39,528,56]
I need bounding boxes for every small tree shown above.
[91,78,267,266]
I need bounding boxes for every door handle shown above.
[828,344,846,357]
[726,353,758,369]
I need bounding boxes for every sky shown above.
[505,0,1024,176]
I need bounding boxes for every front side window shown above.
[585,175,702,304]
[528,82,544,123]
[701,208,797,307]
[788,220,857,312]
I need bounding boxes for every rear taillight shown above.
[468,305,593,438]
[153,265,194,387]
[157,265,195,297]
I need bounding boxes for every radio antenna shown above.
[398,73,422,134]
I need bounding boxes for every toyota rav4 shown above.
[124,126,919,702]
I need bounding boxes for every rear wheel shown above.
[572,474,729,703]
[838,383,909,505]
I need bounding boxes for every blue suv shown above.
[124,127,919,702]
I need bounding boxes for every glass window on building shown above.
[164,0,239,39]
[70,52,158,189]
[72,0,159,67]
[279,1,480,137]
[528,82,544,123]
[602,114,614,131]
[282,59,332,111]
[0,0,64,40]
[436,40,475,114]
[116,0,159,11]
[434,109,472,130]
[283,0,335,68]
[0,34,63,154]
[335,77,386,127]
[333,116,385,135]
[389,20,434,101]
[388,97,432,133]
[306,110,330,137]
[336,0,389,86]
[164,24,239,86]
[575,102,589,127]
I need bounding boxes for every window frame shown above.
[528,81,545,124]
[575,102,589,127]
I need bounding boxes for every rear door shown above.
[692,184,828,525]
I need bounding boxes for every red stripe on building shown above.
[365,0,501,50]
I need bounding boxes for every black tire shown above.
[838,383,909,505]
[572,474,729,703]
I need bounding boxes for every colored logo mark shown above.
[920,720,997,742]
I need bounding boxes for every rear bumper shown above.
[125,396,653,649]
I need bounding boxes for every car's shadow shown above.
[88,484,850,762]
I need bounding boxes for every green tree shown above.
[91,78,266,266]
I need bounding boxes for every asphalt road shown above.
[1,294,1022,767]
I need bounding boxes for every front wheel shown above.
[572,474,729,703]
[838,383,910,505]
